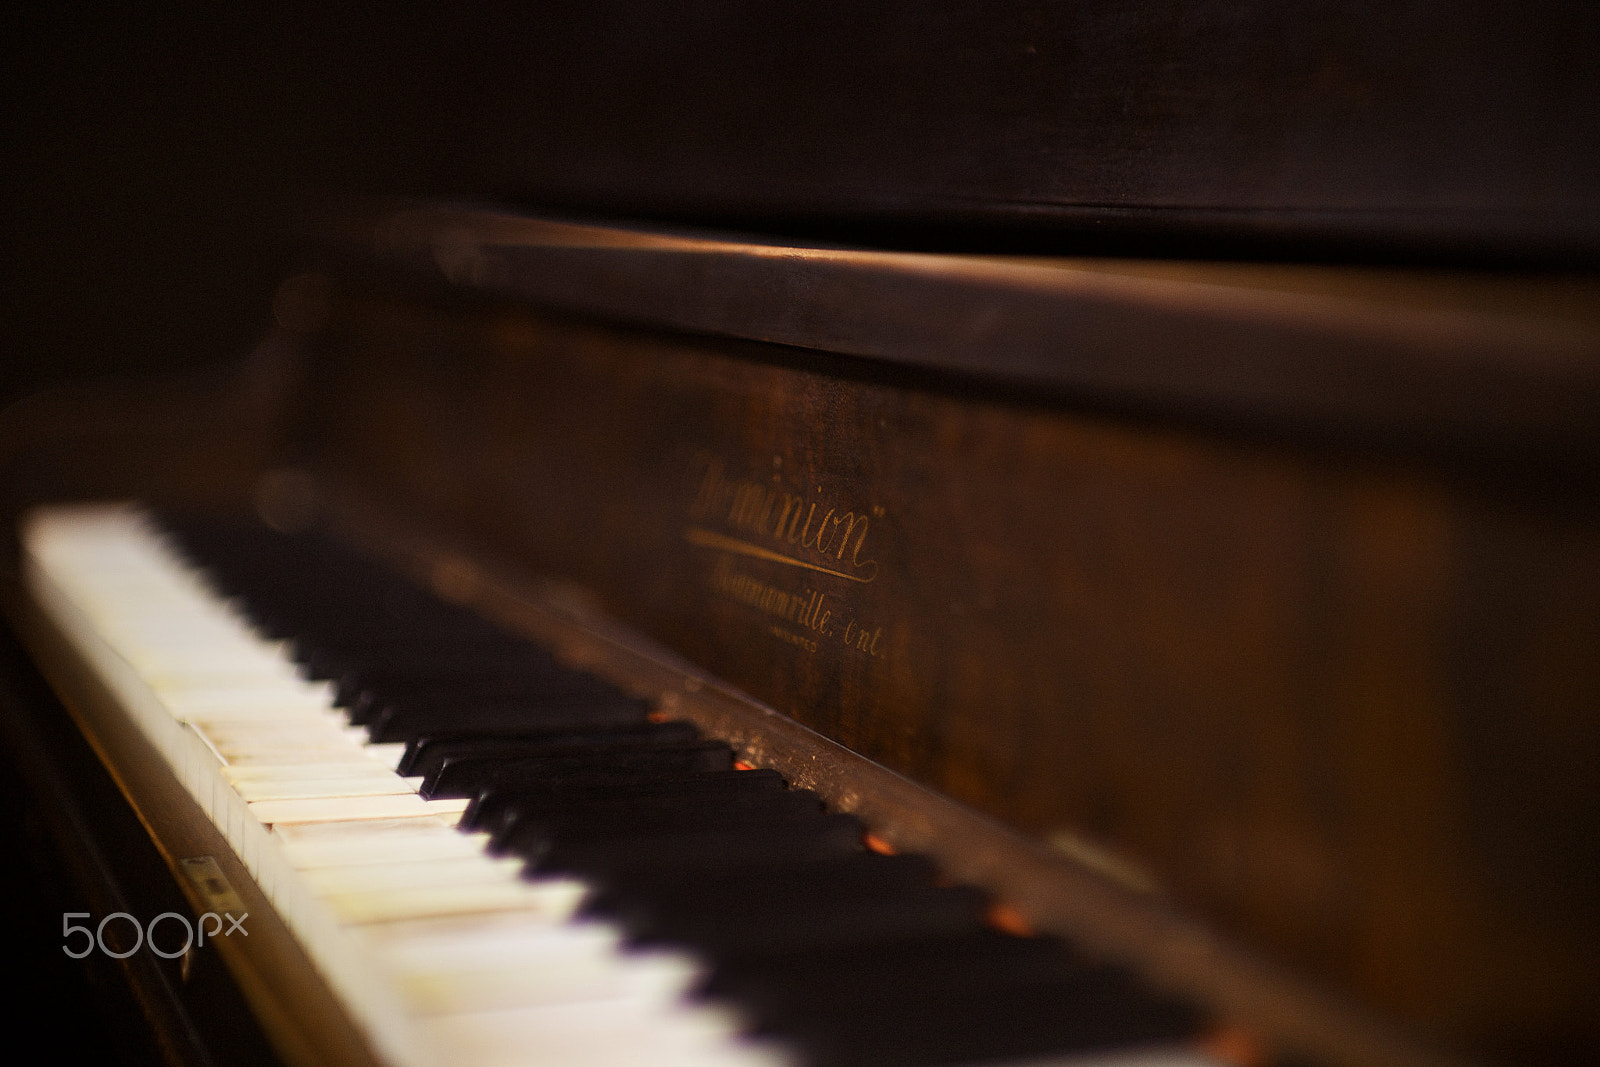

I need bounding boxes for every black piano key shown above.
[698,925,1206,1066]
[331,658,599,708]
[296,635,528,677]
[483,776,819,826]
[238,592,481,642]
[581,850,934,918]
[418,731,710,793]
[425,739,736,798]
[718,936,1134,1027]
[586,852,951,942]
[343,675,630,725]
[527,816,869,880]
[398,720,701,777]
[627,883,993,960]
[767,977,1205,1067]
[495,787,826,858]
[505,784,825,832]
[364,695,652,743]
[698,926,1080,1005]
[330,650,567,680]
[461,767,788,833]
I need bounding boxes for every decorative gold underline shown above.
[683,526,875,583]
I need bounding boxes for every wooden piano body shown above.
[1,201,1597,1067]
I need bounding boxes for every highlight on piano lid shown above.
[2,8,1598,1067]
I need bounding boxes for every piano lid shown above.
[338,206,1600,464]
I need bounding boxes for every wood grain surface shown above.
[299,283,1599,1063]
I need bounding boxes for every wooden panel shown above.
[364,210,1600,463]
[304,289,1600,1062]
[458,1,1600,260]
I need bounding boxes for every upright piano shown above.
[2,7,1599,1067]
[3,201,1597,1067]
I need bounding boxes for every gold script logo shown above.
[684,456,880,584]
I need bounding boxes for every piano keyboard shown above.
[23,503,1222,1067]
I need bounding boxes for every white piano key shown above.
[319,879,583,925]
[369,742,409,770]
[249,793,470,826]
[192,722,373,762]
[26,504,801,1067]
[415,997,786,1067]
[223,760,400,782]
[158,688,343,718]
[354,907,614,953]
[190,716,363,740]
[301,855,527,895]
[389,938,698,1016]
[274,817,498,868]
[233,774,422,802]
[224,745,399,767]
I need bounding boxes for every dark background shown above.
[5,5,1598,413]
[1,10,486,412]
